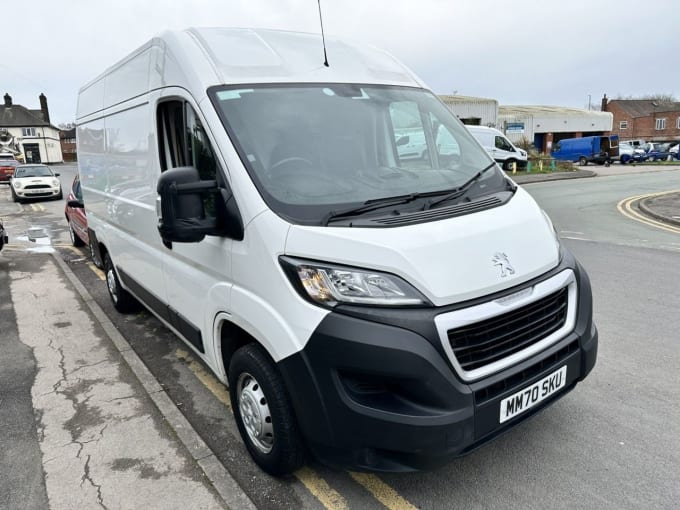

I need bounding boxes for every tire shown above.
[56,190,63,200]
[229,343,305,476]
[103,253,141,313]
[69,222,85,247]
[503,159,517,171]
[621,155,630,165]
[579,156,588,166]
[11,187,18,202]
[89,239,102,268]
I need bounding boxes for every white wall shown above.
[6,126,64,163]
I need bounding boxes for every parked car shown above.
[64,175,88,247]
[0,219,7,251]
[643,142,672,161]
[0,159,19,183]
[10,164,62,202]
[670,144,679,160]
[617,142,647,164]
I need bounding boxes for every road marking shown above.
[64,245,83,255]
[295,467,348,510]
[561,236,593,241]
[87,262,106,281]
[617,191,680,234]
[175,348,231,408]
[349,472,418,510]
[30,203,38,211]
[174,350,412,510]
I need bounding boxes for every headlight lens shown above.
[280,257,430,307]
[52,179,60,187]
[14,180,22,189]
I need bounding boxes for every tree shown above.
[614,93,677,102]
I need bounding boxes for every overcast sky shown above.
[3,0,678,126]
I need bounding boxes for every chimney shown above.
[601,94,608,112]
[39,93,50,123]
[3,93,11,107]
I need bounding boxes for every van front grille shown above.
[448,287,569,372]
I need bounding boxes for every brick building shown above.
[602,94,680,143]
[60,127,76,162]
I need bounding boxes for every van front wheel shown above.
[503,159,517,171]
[229,344,305,476]
[579,157,588,166]
[104,253,141,313]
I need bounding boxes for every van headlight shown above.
[280,257,431,307]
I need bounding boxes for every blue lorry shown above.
[551,135,620,166]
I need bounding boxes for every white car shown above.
[670,144,678,159]
[10,164,62,203]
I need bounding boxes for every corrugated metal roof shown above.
[499,105,611,118]
[439,94,497,104]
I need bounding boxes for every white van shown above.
[76,28,597,475]
[467,126,528,171]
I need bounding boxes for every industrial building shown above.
[498,105,613,153]
[438,95,498,127]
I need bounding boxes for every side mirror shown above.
[67,199,84,208]
[54,172,61,177]
[157,166,221,244]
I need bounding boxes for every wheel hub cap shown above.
[107,270,118,303]
[237,373,273,454]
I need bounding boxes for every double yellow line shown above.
[62,245,106,281]
[617,190,680,234]
[175,347,418,510]
[27,203,46,212]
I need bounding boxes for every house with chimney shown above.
[601,94,680,143]
[0,93,63,164]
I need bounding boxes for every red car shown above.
[64,175,88,247]
[0,159,19,183]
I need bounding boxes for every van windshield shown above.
[211,84,506,224]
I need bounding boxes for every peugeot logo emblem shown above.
[492,252,515,278]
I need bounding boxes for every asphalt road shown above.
[1,164,679,509]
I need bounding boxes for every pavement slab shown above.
[7,254,228,510]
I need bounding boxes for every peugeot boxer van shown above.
[467,126,528,171]
[76,28,597,475]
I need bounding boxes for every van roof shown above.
[77,27,425,119]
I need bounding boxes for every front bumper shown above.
[15,186,61,198]
[278,248,597,471]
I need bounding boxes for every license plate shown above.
[499,366,567,423]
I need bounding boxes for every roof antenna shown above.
[317,0,329,67]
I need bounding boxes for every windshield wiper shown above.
[423,162,497,210]
[323,193,426,225]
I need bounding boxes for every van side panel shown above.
[79,99,167,308]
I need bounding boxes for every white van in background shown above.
[76,27,597,476]
[467,125,528,171]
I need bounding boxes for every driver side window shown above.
[157,100,220,214]
[494,136,514,152]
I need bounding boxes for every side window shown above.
[494,136,514,152]
[389,101,427,168]
[157,100,220,214]
[74,178,83,201]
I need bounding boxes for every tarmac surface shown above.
[1,162,679,509]
[512,164,680,226]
